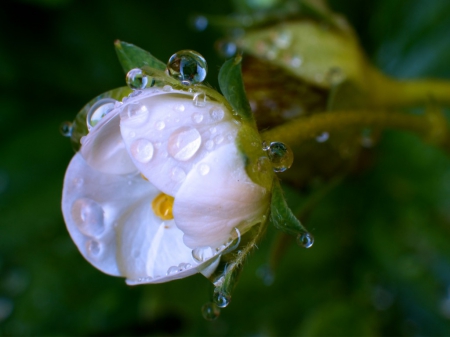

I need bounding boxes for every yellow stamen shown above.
[152,193,175,220]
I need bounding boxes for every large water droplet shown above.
[297,232,314,248]
[192,246,214,263]
[130,139,154,163]
[87,99,117,130]
[171,167,186,182]
[167,50,208,85]
[86,240,103,257]
[263,141,293,172]
[168,126,202,161]
[71,198,105,237]
[201,302,220,321]
[60,121,73,137]
[213,291,231,308]
[126,68,148,90]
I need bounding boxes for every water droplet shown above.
[168,126,202,161]
[163,85,172,92]
[198,163,210,175]
[214,134,224,144]
[205,140,214,150]
[174,104,185,112]
[263,141,293,172]
[290,55,302,68]
[167,50,208,85]
[87,99,117,130]
[316,132,329,143]
[177,262,191,272]
[171,167,186,182]
[155,120,165,130]
[192,112,203,123]
[126,68,148,90]
[86,240,103,257]
[60,121,73,137]
[297,232,314,248]
[201,302,220,321]
[71,198,105,237]
[192,246,214,262]
[210,107,224,121]
[192,15,208,31]
[167,266,178,275]
[209,126,217,134]
[130,139,154,163]
[193,92,207,107]
[216,40,237,58]
[122,103,148,123]
[213,291,231,308]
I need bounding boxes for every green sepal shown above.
[218,55,255,124]
[70,87,132,152]
[270,178,309,236]
[114,40,166,73]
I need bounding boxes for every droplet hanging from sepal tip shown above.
[297,232,314,248]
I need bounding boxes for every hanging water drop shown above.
[126,68,148,90]
[213,291,231,308]
[201,302,220,321]
[166,50,208,85]
[60,121,73,137]
[86,99,117,130]
[296,232,314,248]
[263,141,294,172]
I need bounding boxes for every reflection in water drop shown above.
[86,99,117,130]
[126,68,148,90]
[296,232,314,248]
[130,139,154,163]
[201,302,220,321]
[213,291,231,308]
[71,198,105,237]
[60,121,73,137]
[166,50,208,85]
[168,126,202,161]
[263,141,294,172]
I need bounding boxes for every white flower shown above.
[62,87,270,284]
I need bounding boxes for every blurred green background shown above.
[1,0,450,335]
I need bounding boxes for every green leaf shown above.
[218,55,255,123]
[270,178,309,236]
[114,40,166,73]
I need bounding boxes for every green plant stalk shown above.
[261,108,450,154]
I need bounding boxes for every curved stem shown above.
[261,108,450,154]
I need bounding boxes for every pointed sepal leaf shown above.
[218,55,255,124]
[114,40,166,73]
[270,178,309,236]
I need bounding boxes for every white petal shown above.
[173,143,269,249]
[80,109,137,174]
[120,89,238,196]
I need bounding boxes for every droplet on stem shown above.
[201,302,220,321]
[126,68,148,90]
[263,141,294,172]
[166,50,208,85]
[296,232,314,248]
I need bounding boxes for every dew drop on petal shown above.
[87,99,117,129]
[263,141,293,172]
[174,104,185,112]
[167,266,178,275]
[168,126,202,161]
[316,132,329,143]
[214,134,224,145]
[86,240,103,258]
[167,50,208,85]
[193,92,207,107]
[192,112,203,123]
[122,103,148,123]
[205,140,214,150]
[209,107,224,121]
[296,232,314,248]
[198,164,210,176]
[126,68,148,90]
[130,139,154,163]
[155,120,165,130]
[60,121,73,137]
[163,85,173,92]
[192,246,214,263]
[171,167,186,182]
[201,302,220,321]
[71,198,105,237]
[213,291,231,308]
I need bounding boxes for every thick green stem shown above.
[261,109,450,154]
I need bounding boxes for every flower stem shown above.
[261,108,450,154]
